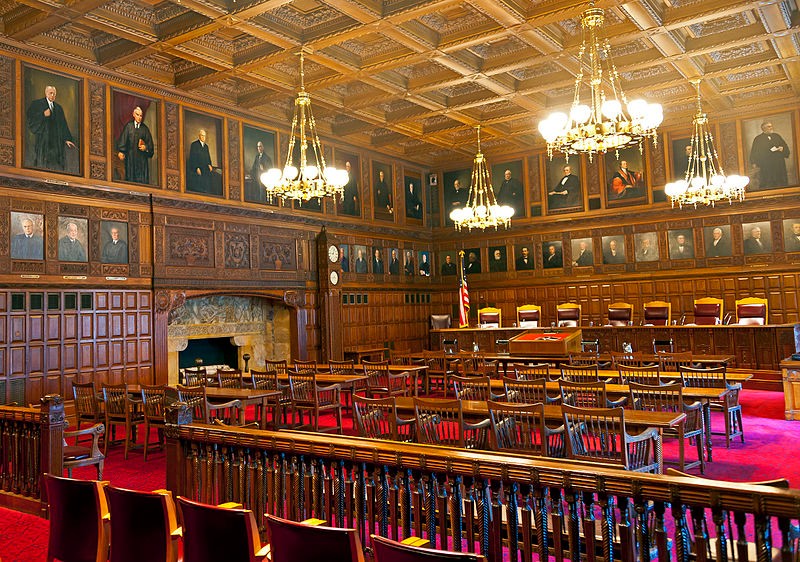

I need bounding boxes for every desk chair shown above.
[477,307,501,328]
[735,297,768,325]
[516,304,541,328]
[556,303,581,327]
[643,301,671,326]
[693,297,723,325]
[607,302,633,326]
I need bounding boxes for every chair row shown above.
[44,472,484,562]
[473,296,768,327]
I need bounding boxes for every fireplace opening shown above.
[180,337,238,370]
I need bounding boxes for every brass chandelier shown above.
[664,80,748,208]
[450,126,514,232]
[538,5,663,161]
[261,51,348,202]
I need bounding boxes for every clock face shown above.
[328,244,339,263]
[329,270,339,285]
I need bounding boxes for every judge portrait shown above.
[494,163,524,213]
[548,164,581,210]
[10,213,44,260]
[742,222,772,255]
[515,246,534,270]
[404,251,415,276]
[783,220,800,252]
[668,230,695,259]
[58,218,88,263]
[488,246,507,273]
[373,164,393,219]
[442,170,470,226]
[116,105,154,184]
[542,242,563,269]
[634,233,659,262]
[749,120,790,189]
[571,239,594,267]
[184,111,223,196]
[705,226,732,257]
[354,246,368,273]
[440,252,457,276]
[405,178,423,220]
[25,79,78,173]
[372,247,385,274]
[243,126,277,203]
[388,248,400,275]
[418,251,431,277]
[101,222,129,264]
[602,236,626,264]
[465,249,482,274]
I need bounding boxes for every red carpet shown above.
[0,390,795,562]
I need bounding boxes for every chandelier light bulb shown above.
[283,166,298,181]
[570,104,592,124]
[601,99,622,119]
[303,165,319,179]
[627,99,648,119]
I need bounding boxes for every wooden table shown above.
[394,396,685,473]
[484,353,735,375]
[291,364,430,397]
[343,346,387,362]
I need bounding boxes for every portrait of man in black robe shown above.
[25,80,78,173]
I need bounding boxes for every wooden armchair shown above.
[516,304,541,328]
[477,306,502,328]
[72,380,103,440]
[451,375,501,401]
[140,384,167,461]
[657,351,694,373]
[63,423,105,479]
[293,359,319,374]
[559,380,626,408]
[362,360,410,398]
[607,302,633,326]
[265,359,288,376]
[609,350,645,367]
[288,370,343,433]
[679,365,744,448]
[488,400,565,457]
[44,473,110,562]
[176,384,243,426]
[102,383,144,460]
[246,369,289,428]
[266,514,365,562]
[643,300,672,325]
[372,534,486,561]
[352,395,415,442]
[562,404,661,473]
[693,297,723,325]
[182,366,207,386]
[216,368,242,389]
[628,382,704,472]
[513,362,553,381]
[178,497,269,562]
[560,364,601,383]
[502,376,559,405]
[455,351,497,378]
[617,364,662,386]
[413,397,490,450]
[105,486,180,562]
[735,297,768,325]
[556,302,581,327]
[568,351,601,367]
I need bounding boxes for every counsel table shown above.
[282,364,429,397]
[394,396,685,473]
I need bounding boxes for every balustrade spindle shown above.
[652,501,669,562]
[672,500,691,562]
[451,475,464,552]
[507,482,520,559]
[582,491,597,562]
[634,493,650,562]
[567,489,581,562]
[400,469,412,540]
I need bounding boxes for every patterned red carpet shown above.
[0,390,794,562]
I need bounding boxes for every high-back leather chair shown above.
[556,303,581,327]
[735,297,768,325]
[477,307,501,328]
[372,534,486,561]
[643,300,671,325]
[516,304,541,328]
[44,474,110,562]
[693,297,723,325]
[266,514,365,562]
[607,302,633,326]
[105,486,180,562]
[430,314,451,330]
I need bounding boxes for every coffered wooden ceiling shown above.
[2,0,800,165]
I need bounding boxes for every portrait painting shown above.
[372,160,394,221]
[183,109,224,196]
[23,65,81,175]
[514,243,534,271]
[352,244,368,274]
[100,221,129,264]
[429,173,438,186]
[10,212,44,261]
[57,217,88,263]
[604,147,646,206]
[491,159,525,216]
[742,221,773,255]
[403,249,415,276]
[546,157,583,213]
[112,89,159,186]
[464,247,482,275]
[542,241,564,269]
[488,245,507,273]
[404,174,424,221]
[418,250,431,277]
[440,250,458,276]
[442,168,471,226]
[704,225,732,258]
[783,219,800,252]
[634,232,660,262]
[243,124,276,203]
[601,235,626,265]
[339,244,351,273]
[371,246,385,274]
[336,149,361,217]
[668,229,695,260]
[670,136,692,182]
[743,112,797,191]
[571,237,594,267]
[387,247,401,275]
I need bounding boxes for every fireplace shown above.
[179,337,238,370]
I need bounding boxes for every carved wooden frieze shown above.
[228,119,240,201]
[586,158,600,196]
[0,56,14,141]
[225,232,250,269]
[90,160,106,180]
[650,135,666,187]
[720,121,739,174]
[165,228,213,266]
[165,102,179,171]
[89,81,106,157]
[166,173,180,191]
[0,144,13,167]
[528,155,541,203]
[0,211,7,255]
[261,239,296,270]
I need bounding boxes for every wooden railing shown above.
[0,396,65,515]
[165,405,800,562]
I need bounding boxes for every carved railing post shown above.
[164,401,192,497]
[39,394,66,514]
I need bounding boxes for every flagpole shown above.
[458,250,470,328]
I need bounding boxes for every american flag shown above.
[458,270,470,328]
